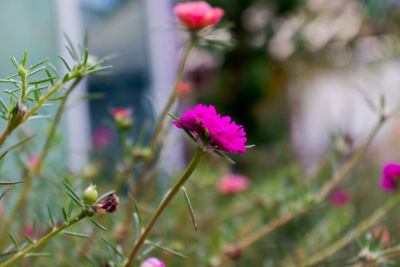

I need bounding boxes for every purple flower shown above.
[329,188,349,207]
[173,104,247,153]
[140,257,165,267]
[380,163,400,192]
[92,126,112,148]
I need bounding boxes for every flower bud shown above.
[83,184,98,205]
[8,101,26,132]
[112,108,133,131]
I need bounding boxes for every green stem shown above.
[0,212,86,267]
[228,115,386,255]
[0,78,82,247]
[135,36,198,195]
[301,192,400,266]
[125,147,205,266]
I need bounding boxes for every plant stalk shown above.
[135,36,198,195]
[229,115,386,255]
[0,212,86,267]
[301,192,400,266]
[125,147,205,266]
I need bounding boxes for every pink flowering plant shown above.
[2,1,400,267]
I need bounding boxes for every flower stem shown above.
[228,115,386,256]
[301,192,400,266]
[0,78,82,247]
[135,36,198,195]
[0,212,86,267]
[125,147,205,266]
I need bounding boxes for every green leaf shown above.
[64,33,78,60]
[47,205,55,228]
[128,193,142,229]
[66,191,83,207]
[27,59,49,71]
[0,180,24,186]
[101,237,123,257]
[8,232,19,250]
[27,66,46,77]
[167,113,195,141]
[213,149,236,164]
[181,187,197,232]
[83,48,88,66]
[62,180,80,200]
[48,64,59,79]
[23,234,35,245]
[57,55,71,72]
[45,69,55,86]
[0,187,12,200]
[85,65,113,75]
[25,253,51,257]
[90,219,107,231]
[27,77,56,85]
[95,190,114,204]
[203,38,234,49]
[62,231,89,238]
[0,79,19,85]
[62,207,68,222]
[145,240,188,259]
[33,216,38,240]
[21,50,28,68]
[10,57,19,69]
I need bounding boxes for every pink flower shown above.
[29,155,39,169]
[372,225,390,248]
[177,82,193,95]
[329,188,349,207]
[140,257,165,267]
[92,126,112,148]
[218,174,250,194]
[173,104,247,153]
[23,224,40,239]
[112,108,133,129]
[174,1,224,30]
[380,163,400,192]
[0,202,3,218]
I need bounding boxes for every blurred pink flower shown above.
[218,174,250,194]
[174,1,224,30]
[23,224,40,239]
[372,225,390,248]
[0,202,3,218]
[173,104,247,153]
[177,82,193,95]
[380,163,400,192]
[140,257,165,267]
[112,108,133,129]
[29,155,39,169]
[92,126,112,148]
[329,188,349,207]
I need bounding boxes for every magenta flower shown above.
[329,188,349,207]
[174,1,224,30]
[380,163,400,192]
[173,104,247,153]
[140,257,165,267]
[218,174,250,194]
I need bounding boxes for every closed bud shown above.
[83,184,98,205]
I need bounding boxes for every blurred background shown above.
[1,0,400,172]
[1,0,400,265]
